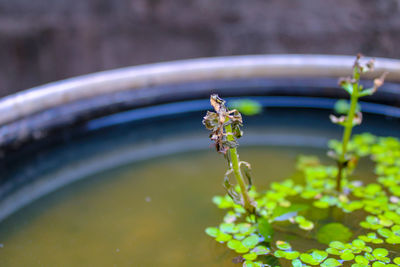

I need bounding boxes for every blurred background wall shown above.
[0,0,399,97]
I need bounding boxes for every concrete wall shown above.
[0,0,399,97]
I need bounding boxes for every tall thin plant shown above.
[330,54,387,192]
[203,94,256,214]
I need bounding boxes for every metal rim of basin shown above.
[1,54,400,126]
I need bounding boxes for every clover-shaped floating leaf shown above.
[321,258,341,267]
[215,232,232,242]
[311,250,328,263]
[227,239,249,253]
[274,250,300,260]
[243,260,263,267]
[242,235,259,249]
[352,239,366,249]
[251,245,270,256]
[317,223,353,245]
[355,255,369,265]
[372,248,388,259]
[243,252,257,261]
[212,195,234,209]
[292,259,303,267]
[284,251,300,260]
[275,240,291,251]
[371,262,386,267]
[295,215,314,230]
[273,250,286,258]
[220,222,238,234]
[340,250,355,261]
[300,253,320,265]
[205,227,220,238]
[358,232,384,244]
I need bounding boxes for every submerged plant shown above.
[203,56,399,267]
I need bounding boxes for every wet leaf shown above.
[242,235,259,249]
[311,250,328,263]
[300,253,319,265]
[276,240,291,251]
[251,245,270,255]
[321,258,341,267]
[205,227,219,237]
[243,252,257,261]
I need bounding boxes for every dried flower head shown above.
[202,94,243,154]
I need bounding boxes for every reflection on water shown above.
[0,147,324,266]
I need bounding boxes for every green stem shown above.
[225,124,255,214]
[336,79,359,191]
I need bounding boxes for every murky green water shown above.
[0,146,325,266]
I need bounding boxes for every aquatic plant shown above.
[329,54,387,192]
[203,56,399,266]
[202,94,256,214]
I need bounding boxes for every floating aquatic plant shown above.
[203,56,399,267]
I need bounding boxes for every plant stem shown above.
[336,76,359,192]
[225,123,255,214]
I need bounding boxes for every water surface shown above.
[0,147,322,266]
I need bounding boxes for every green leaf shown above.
[227,239,241,250]
[251,245,270,255]
[257,218,273,242]
[243,252,257,261]
[300,253,318,265]
[212,195,234,209]
[334,100,361,114]
[355,255,369,265]
[372,248,388,258]
[340,251,354,261]
[292,259,303,267]
[352,239,366,249]
[321,258,341,267]
[359,87,376,97]
[298,219,314,230]
[341,81,354,95]
[229,99,262,116]
[284,251,300,260]
[329,241,345,250]
[311,250,328,263]
[276,240,291,251]
[274,250,286,258]
[215,232,232,242]
[316,223,353,245]
[220,223,237,233]
[205,227,219,237]
[227,239,249,254]
[326,248,341,256]
[242,235,259,249]
[372,262,386,267]
[377,228,392,238]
